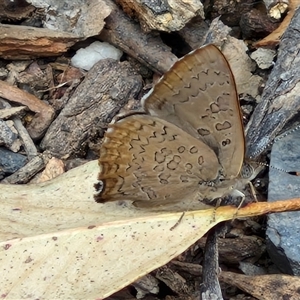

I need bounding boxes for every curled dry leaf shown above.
[1,161,300,298]
[254,0,300,47]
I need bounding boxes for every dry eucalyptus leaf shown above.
[1,160,300,298]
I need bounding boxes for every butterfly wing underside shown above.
[142,44,245,179]
[95,115,221,207]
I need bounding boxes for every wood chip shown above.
[41,59,143,158]
[35,157,65,183]
[116,0,204,32]
[0,0,112,59]
[1,155,47,184]
[0,80,55,140]
[219,272,300,300]
[98,0,178,74]
[0,106,26,119]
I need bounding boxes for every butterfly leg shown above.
[248,182,258,202]
[229,189,246,220]
[210,198,223,223]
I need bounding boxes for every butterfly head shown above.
[240,160,264,181]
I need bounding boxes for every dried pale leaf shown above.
[1,161,300,298]
[220,271,300,300]
[1,201,300,299]
[1,208,219,298]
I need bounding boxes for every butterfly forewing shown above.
[142,45,244,179]
[95,115,221,206]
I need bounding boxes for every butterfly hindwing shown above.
[95,115,221,206]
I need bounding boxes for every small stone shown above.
[0,147,27,175]
[71,41,123,71]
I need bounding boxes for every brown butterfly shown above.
[94,44,259,208]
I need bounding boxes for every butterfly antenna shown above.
[249,159,299,176]
[273,124,300,143]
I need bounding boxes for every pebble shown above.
[0,147,27,177]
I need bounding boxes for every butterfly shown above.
[94,44,258,208]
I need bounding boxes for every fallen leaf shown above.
[1,160,300,298]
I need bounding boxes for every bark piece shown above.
[0,0,112,59]
[132,274,159,298]
[198,235,265,265]
[0,0,35,21]
[116,0,204,32]
[219,272,300,300]
[156,266,190,295]
[178,16,209,49]
[0,24,80,60]
[0,99,38,159]
[28,0,111,37]
[0,80,55,140]
[0,120,18,149]
[0,106,27,119]
[222,38,264,99]
[250,48,276,69]
[246,7,300,158]
[210,0,256,26]
[98,0,178,74]
[202,17,232,47]
[240,8,280,40]
[40,59,143,158]
[17,61,53,98]
[267,129,300,275]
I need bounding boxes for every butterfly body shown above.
[95,45,255,208]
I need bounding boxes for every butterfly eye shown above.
[240,162,256,180]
